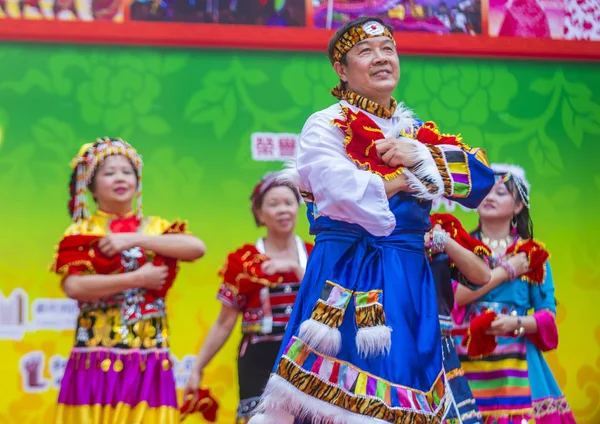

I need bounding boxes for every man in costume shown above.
[249,17,495,423]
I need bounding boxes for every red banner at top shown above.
[0,0,598,60]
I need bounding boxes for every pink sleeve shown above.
[527,310,558,352]
[217,282,246,311]
[451,280,467,325]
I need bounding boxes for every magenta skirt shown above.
[55,347,179,424]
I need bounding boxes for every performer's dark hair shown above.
[504,177,533,240]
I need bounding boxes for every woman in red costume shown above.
[184,171,313,424]
[51,137,206,423]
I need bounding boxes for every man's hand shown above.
[383,175,414,198]
[375,138,420,167]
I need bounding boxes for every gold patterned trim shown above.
[223,249,284,288]
[331,85,397,119]
[300,190,314,202]
[55,259,97,277]
[355,303,386,328]
[480,408,533,417]
[277,356,444,423]
[310,300,346,328]
[75,308,169,349]
[466,146,490,167]
[427,145,453,196]
[332,21,395,63]
[445,367,465,380]
[532,395,573,418]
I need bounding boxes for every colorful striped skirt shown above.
[439,315,482,424]
[453,302,532,424]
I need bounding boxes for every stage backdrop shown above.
[0,43,599,423]
[0,0,599,60]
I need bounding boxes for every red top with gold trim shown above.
[51,210,189,349]
[217,236,313,337]
[429,213,491,258]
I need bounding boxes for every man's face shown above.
[334,35,400,103]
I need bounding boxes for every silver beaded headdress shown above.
[68,137,143,222]
[491,163,530,209]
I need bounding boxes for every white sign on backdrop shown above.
[251,132,298,161]
[19,351,50,393]
[32,298,80,331]
[0,289,79,340]
[0,288,29,340]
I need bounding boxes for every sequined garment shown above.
[51,210,187,424]
[452,235,576,424]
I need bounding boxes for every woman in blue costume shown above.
[453,164,575,424]
[249,16,495,424]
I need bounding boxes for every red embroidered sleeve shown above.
[332,106,403,180]
[217,244,283,310]
[51,235,125,277]
[52,223,184,297]
[430,213,491,257]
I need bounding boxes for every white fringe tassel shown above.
[400,137,444,200]
[356,325,392,358]
[253,374,392,424]
[275,158,301,186]
[248,410,295,424]
[298,319,342,357]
